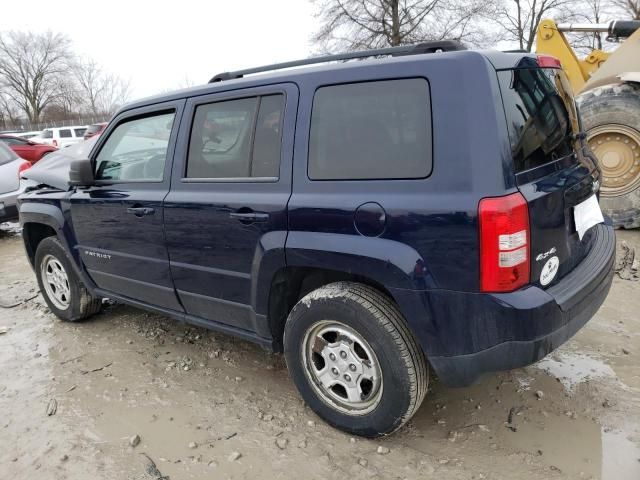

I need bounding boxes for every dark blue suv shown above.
[19,43,615,437]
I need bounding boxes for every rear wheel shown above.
[578,83,640,229]
[35,236,102,321]
[284,282,428,437]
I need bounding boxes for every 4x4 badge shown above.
[536,247,557,262]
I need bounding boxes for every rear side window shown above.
[186,94,284,179]
[308,78,432,180]
[498,68,580,173]
[59,129,72,138]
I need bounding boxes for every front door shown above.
[163,84,297,335]
[70,101,184,311]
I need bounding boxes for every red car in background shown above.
[83,122,108,140]
[0,135,57,163]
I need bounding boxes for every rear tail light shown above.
[52,139,58,147]
[479,192,530,292]
[537,55,562,69]
[18,161,31,178]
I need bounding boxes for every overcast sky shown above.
[0,0,316,100]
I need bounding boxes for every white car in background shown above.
[0,142,32,223]
[31,126,88,148]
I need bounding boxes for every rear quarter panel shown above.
[285,52,517,356]
[287,52,515,293]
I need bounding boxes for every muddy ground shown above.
[0,225,638,480]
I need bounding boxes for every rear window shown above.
[498,68,580,173]
[41,130,53,139]
[308,78,432,180]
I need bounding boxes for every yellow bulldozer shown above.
[536,19,640,228]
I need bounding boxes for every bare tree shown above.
[492,0,576,52]
[73,58,104,115]
[55,79,82,118]
[311,0,498,52]
[562,0,612,52]
[0,92,21,128]
[95,74,131,115]
[611,0,640,19]
[0,31,72,123]
[74,58,130,115]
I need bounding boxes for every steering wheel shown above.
[143,154,166,180]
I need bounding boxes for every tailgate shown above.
[498,65,602,288]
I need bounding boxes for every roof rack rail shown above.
[209,40,466,83]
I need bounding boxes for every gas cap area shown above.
[354,202,387,237]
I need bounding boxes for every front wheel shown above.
[284,282,428,437]
[35,236,102,321]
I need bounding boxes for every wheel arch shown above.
[19,202,94,289]
[20,202,66,267]
[267,266,402,352]
[262,233,429,351]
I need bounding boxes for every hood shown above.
[23,137,99,190]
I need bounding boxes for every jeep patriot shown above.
[19,42,615,437]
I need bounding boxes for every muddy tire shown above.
[283,282,428,437]
[578,83,640,229]
[35,236,102,321]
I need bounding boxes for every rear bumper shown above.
[393,223,616,387]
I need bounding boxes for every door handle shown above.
[229,211,270,222]
[126,207,155,217]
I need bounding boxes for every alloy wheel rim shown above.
[302,320,383,415]
[588,124,640,197]
[40,254,70,310]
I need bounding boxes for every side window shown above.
[94,111,175,182]
[308,78,432,180]
[59,129,72,138]
[186,94,284,179]
[74,128,87,137]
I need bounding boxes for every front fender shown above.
[19,201,65,231]
[19,201,96,292]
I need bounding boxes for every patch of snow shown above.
[300,283,347,307]
[535,352,616,392]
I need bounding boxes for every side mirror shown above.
[68,158,94,186]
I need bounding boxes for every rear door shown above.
[163,84,297,334]
[498,62,601,288]
[69,100,184,310]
